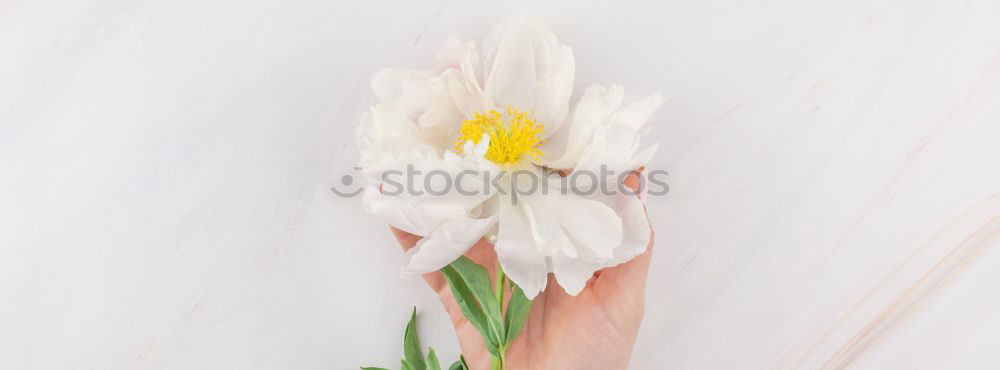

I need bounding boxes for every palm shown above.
[390,228,653,370]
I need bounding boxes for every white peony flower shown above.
[357,18,663,298]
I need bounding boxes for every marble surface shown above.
[3,0,1000,369]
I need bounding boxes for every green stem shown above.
[491,351,506,370]
[493,262,507,370]
[495,263,506,307]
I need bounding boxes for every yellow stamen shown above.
[454,107,545,165]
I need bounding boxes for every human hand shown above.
[390,172,653,370]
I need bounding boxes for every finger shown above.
[390,226,421,251]
[520,277,551,346]
[624,170,641,194]
[601,227,654,284]
[595,228,654,310]
[464,238,500,271]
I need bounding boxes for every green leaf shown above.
[503,282,532,345]
[448,355,470,370]
[450,257,503,329]
[403,308,427,370]
[401,359,414,370]
[426,347,441,370]
[440,259,503,356]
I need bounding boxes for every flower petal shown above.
[402,215,498,274]
[434,37,478,71]
[549,191,647,295]
[361,186,466,236]
[370,69,468,151]
[610,194,651,264]
[444,63,489,120]
[481,19,574,132]
[356,105,437,180]
[359,148,499,237]
[551,243,604,296]
[543,85,623,169]
[520,192,574,257]
[590,190,651,265]
[495,193,549,299]
[462,131,492,160]
[543,85,663,171]
[552,191,622,261]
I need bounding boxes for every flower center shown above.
[454,107,545,165]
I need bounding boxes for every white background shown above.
[3,0,1000,369]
